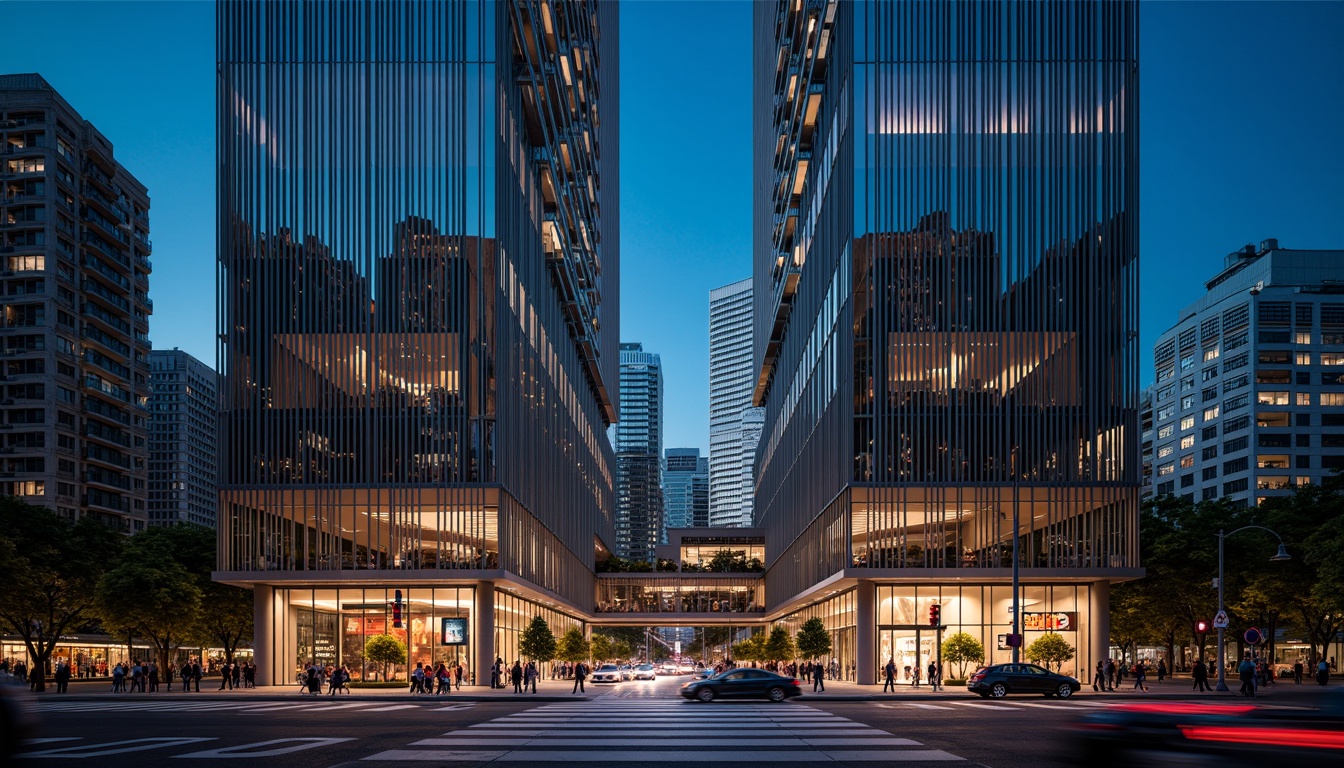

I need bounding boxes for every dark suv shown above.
[968,663,1080,698]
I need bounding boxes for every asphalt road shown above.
[12,676,1332,768]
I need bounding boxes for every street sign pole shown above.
[1216,529,1229,691]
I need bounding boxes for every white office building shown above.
[709,278,762,527]
[1150,240,1344,505]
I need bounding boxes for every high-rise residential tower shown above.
[214,0,620,687]
[751,0,1140,683]
[662,447,708,535]
[148,348,218,527]
[616,342,663,562]
[709,278,764,527]
[1150,240,1344,506]
[0,74,153,532]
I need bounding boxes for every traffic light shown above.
[1195,619,1209,634]
[392,589,403,629]
[929,604,941,627]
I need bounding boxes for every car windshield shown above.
[597,665,618,672]
[636,665,653,670]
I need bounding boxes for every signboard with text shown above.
[441,617,469,646]
[1022,612,1077,631]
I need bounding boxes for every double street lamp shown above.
[1215,526,1291,692]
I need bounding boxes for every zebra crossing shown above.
[32,699,476,716]
[880,699,1116,713]
[361,701,965,763]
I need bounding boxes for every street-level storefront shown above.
[772,576,1121,685]
[247,581,585,687]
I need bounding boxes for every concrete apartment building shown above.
[148,348,218,527]
[0,74,152,531]
[1150,240,1344,505]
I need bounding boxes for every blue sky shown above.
[3,1,1341,454]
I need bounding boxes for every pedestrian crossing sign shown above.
[1213,610,1229,629]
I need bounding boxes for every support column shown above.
[252,585,274,687]
[475,581,495,688]
[855,580,876,685]
[1090,580,1110,675]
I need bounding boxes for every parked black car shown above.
[1069,691,1344,768]
[680,668,802,702]
[967,663,1081,698]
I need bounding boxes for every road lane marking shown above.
[174,737,355,758]
[20,737,216,758]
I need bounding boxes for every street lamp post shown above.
[1215,526,1291,692]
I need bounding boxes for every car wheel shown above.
[767,686,786,702]
[697,687,715,702]
[1055,684,1073,699]
[990,682,1008,698]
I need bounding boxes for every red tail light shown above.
[790,679,800,686]
[1179,726,1344,750]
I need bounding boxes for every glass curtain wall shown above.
[875,584,1093,682]
[595,577,765,614]
[280,586,475,684]
[778,589,858,681]
[493,591,584,670]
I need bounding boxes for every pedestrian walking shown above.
[1293,660,1304,684]
[812,661,825,692]
[1092,661,1104,692]
[1157,659,1167,683]
[525,661,538,694]
[455,661,464,690]
[53,661,70,693]
[1104,658,1116,691]
[491,657,503,689]
[511,660,523,693]
[1132,661,1148,692]
[148,662,159,692]
[928,661,941,692]
[1192,658,1210,692]
[410,663,425,694]
[1316,660,1331,686]
[1237,656,1257,697]
[572,661,587,694]
[882,659,896,693]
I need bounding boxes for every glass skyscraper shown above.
[215,0,620,686]
[709,277,764,528]
[662,447,708,534]
[752,0,1140,683]
[615,342,663,563]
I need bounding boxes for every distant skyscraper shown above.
[148,349,218,527]
[663,448,708,536]
[709,278,762,527]
[617,342,663,562]
[0,74,153,532]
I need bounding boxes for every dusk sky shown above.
[4,0,1341,454]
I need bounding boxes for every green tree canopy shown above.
[1025,632,1075,672]
[364,634,407,681]
[0,497,122,691]
[590,633,616,662]
[519,616,558,663]
[794,618,832,660]
[732,631,765,663]
[940,632,985,680]
[555,626,590,664]
[763,624,796,663]
[96,530,205,675]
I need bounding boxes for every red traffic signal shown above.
[929,604,941,627]
[1196,620,1209,633]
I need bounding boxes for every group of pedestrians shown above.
[1092,657,1154,692]
[881,659,943,692]
[408,661,466,694]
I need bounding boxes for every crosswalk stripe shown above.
[948,702,1020,710]
[365,749,961,763]
[899,703,956,710]
[358,704,425,712]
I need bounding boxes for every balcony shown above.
[83,278,130,313]
[83,302,132,335]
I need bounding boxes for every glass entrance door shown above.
[878,626,938,684]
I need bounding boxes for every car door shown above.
[716,669,749,698]
[1021,664,1051,692]
[1000,664,1030,693]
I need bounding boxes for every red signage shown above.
[1022,612,1077,631]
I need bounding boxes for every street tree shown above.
[1025,632,1075,673]
[763,625,795,664]
[555,627,590,664]
[732,631,764,663]
[940,632,985,680]
[519,616,558,664]
[794,618,832,661]
[590,633,615,663]
[364,634,406,682]
[94,527,204,675]
[0,497,122,691]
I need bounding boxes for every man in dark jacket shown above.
[1192,658,1210,692]
[572,661,587,694]
[1237,656,1257,697]
[812,662,825,692]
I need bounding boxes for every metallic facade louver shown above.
[752,0,1141,630]
[216,0,619,613]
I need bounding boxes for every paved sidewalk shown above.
[32,674,1334,703]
